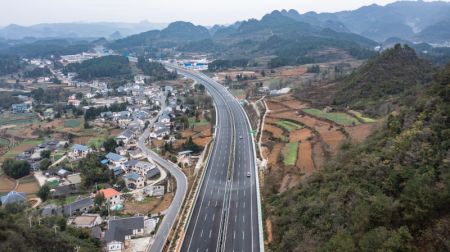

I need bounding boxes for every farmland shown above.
[63,118,82,128]
[260,95,378,193]
[283,142,298,166]
[302,108,360,126]
[0,112,38,126]
[276,120,303,132]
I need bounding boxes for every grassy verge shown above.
[276,120,303,132]
[302,108,360,126]
[283,142,298,166]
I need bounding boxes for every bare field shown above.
[345,122,380,143]
[16,175,40,197]
[264,124,284,139]
[268,143,283,166]
[0,175,16,193]
[297,142,314,176]
[289,128,312,142]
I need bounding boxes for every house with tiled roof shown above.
[105,152,128,166]
[124,172,145,190]
[104,216,145,252]
[98,188,122,207]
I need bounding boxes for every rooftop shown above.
[98,188,120,199]
[104,216,145,242]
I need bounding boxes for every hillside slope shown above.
[266,54,450,252]
[333,44,434,115]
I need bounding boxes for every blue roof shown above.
[72,144,89,152]
[146,168,160,178]
[101,159,109,165]
[0,191,27,205]
[126,172,141,181]
[105,152,125,162]
[113,167,125,176]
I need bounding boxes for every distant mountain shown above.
[276,1,450,43]
[111,11,378,67]
[0,21,168,40]
[416,19,450,44]
[110,21,211,49]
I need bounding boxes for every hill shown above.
[332,44,434,115]
[296,44,434,116]
[64,55,132,81]
[111,12,377,68]
[110,21,210,50]
[267,57,450,252]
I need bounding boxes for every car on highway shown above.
[247,172,251,177]
[239,136,243,139]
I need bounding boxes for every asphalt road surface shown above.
[137,93,188,252]
[167,65,262,252]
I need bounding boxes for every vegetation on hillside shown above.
[65,55,131,81]
[333,44,434,116]
[23,66,52,78]
[0,204,100,251]
[137,57,177,81]
[0,55,21,75]
[267,58,450,252]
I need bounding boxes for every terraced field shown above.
[276,120,303,132]
[260,95,377,193]
[302,108,360,126]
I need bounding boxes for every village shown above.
[0,52,214,251]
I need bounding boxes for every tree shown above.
[40,150,51,159]
[1,159,31,179]
[37,184,50,202]
[182,136,201,153]
[94,192,106,207]
[39,158,52,171]
[103,138,118,153]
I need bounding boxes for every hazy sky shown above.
[0,0,439,26]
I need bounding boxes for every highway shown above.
[166,64,263,252]
[137,93,188,252]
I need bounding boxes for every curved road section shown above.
[166,64,263,252]
[138,109,188,252]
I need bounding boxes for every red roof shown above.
[98,188,120,199]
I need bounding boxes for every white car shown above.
[246,172,251,177]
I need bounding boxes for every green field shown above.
[283,142,298,166]
[0,112,37,126]
[64,118,82,128]
[348,110,377,123]
[189,117,209,127]
[302,108,360,126]
[276,120,303,132]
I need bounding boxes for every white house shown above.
[69,144,92,159]
[105,152,128,166]
[98,188,122,207]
